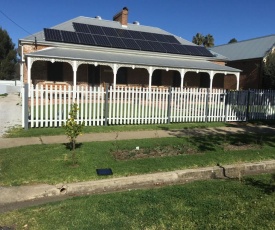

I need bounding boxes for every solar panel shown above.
[196,46,213,57]
[121,38,140,50]
[88,25,105,35]
[77,33,96,45]
[44,28,63,42]
[164,35,180,44]
[73,23,90,34]
[141,32,157,41]
[61,31,79,44]
[135,40,154,51]
[44,22,214,57]
[160,43,179,54]
[116,29,132,38]
[173,44,190,55]
[93,35,111,47]
[107,36,126,48]
[147,41,166,52]
[128,30,145,40]
[185,46,202,56]
[102,27,118,37]
[153,34,169,43]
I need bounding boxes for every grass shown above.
[5,119,275,138]
[0,133,274,186]
[0,173,274,229]
[4,121,227,138]
[0,93,8,97]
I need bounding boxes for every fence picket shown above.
[24,85,275,128]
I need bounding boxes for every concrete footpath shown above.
[1,124,275,149]
[0,124,275,213]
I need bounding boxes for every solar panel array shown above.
[44,23,213,57]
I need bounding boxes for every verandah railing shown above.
[22,85,275,128]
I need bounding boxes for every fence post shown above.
[104,84,109,126]
[246,89,251,121]
[167,86,172,124]
[205,88,210,122]
[24,83,29,130]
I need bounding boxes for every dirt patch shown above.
[112,145,201,160]
[112,143,262,160]
[223,143,261,151]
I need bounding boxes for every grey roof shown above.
[26,47,240,73]
[211,35,275,61]
[22,16,194,46]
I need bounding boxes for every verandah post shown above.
[167,86,172,124]
[104,84,109,126]
[24,83,29,130]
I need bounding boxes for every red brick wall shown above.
[23,44,49,83]
[184,72,200,87]
[225,59,262,89]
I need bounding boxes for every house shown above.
[211,35,275,89]
[18,7,241,92]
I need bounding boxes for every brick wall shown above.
[226,59,263,89]
[22,44,49,83]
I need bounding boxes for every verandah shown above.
[22,85,275,128]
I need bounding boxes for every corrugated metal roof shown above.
[22,16,194,46]
[211,35,275,61]
[26,47,240,72]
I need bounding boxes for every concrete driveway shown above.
[0,92,22,137]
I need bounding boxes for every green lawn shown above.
[5,122,227,138]
[0,133,274,186]
[0,173,274,229]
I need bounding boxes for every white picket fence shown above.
[22,85,275,128]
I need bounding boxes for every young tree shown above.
[63,103,85,165]
[263,52,275,88]
[0,27,17,80]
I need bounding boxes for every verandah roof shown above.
[26,47,240,73]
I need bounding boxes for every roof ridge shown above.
[214,34,275,47]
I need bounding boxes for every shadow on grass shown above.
[63,142,83,151]
[164,126,275,150]
[244,174,275,195]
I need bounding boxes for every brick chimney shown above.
[113,7,128,26]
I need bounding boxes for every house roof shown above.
[26,47,240,73]
[211,35,275,61]
[22,16,194,46]
[21,16,221,60]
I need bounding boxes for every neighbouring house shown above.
[211,35,275,89]
[18,7,241,92]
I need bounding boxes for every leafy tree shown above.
[263,52,275,88]
[0,27,17,80]
[63,103,85,165]
[228,38,237,44]
[192,33,204,46]
[203,34,215,48]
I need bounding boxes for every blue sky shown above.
[1,0,274,47]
